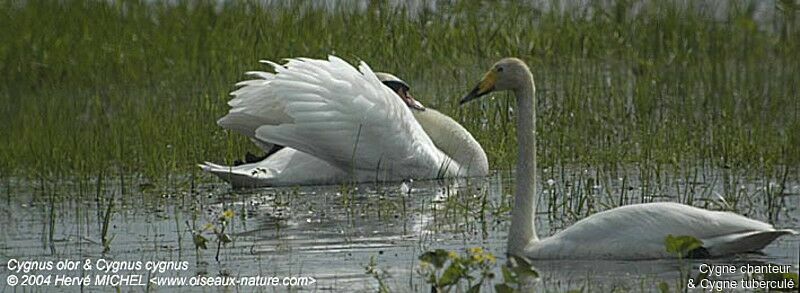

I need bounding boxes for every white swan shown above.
[201,56,488,187]
[460,58,797,259]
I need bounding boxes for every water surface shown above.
[1,168,798,292]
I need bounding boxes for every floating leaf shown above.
[508,255,539,278]
[193,234,208,250]
[438,262,466,287]
[664,234,703,257]
[495,283,514,293]
[500,265,517,284]
[658,281,669,293]
[419,249,450,269]
[220,233,232,244]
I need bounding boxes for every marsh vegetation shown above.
[0,0,798,291]
[2,0,798,179]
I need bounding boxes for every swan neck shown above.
[508,74,538,256]
[413,109,489,177]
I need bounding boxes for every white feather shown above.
[525,202,796,259]
[206,56,489,187]
[228,56,453,179]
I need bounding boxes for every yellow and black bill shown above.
[459,70,497,105]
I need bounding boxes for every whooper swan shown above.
[460,58,797,259]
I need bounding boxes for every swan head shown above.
[460,58,530,105]
[375,72,426,111]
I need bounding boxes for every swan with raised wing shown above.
[460,57,797,259]
[201,56,488,187]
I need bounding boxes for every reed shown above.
[0,0,797,184]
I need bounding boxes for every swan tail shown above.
[705,229,797,256]
[198,162,274,188]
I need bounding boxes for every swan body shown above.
[202,108,487,187]
[201,148,348,187]
[461,58,797,259]
[201,56,487,187]
[527,202,795,259]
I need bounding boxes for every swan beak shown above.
[402,91,426,111]
[460,70,496,105]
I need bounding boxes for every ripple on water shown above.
[1,168,798,291]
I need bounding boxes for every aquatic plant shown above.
[100,194,115,253]
[418,247,536,292]
[188,209,234,262]
[365,255,391,293]
[663,234,704,258]
[664,234,703,292]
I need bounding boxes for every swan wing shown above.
[218,56,451,179]
[530,202,795,259]
[216,71,279,152]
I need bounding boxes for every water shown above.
[1,168,798,292]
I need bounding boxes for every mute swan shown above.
[201,56,488,187]
[460,58,797,259]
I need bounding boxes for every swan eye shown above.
[496,66,504,72]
